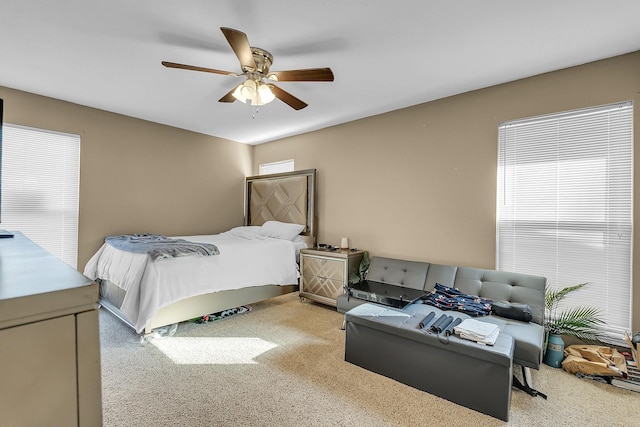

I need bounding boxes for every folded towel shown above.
[454,318,500,345]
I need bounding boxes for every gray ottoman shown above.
[344,303,514,421]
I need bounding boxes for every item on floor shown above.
[512,366,548,399]
[193,305,252,324]
[454,318,500,345]
[624,331,638,364]
[543,333,565,368]
[140,322,179,343]
[561,345,627,377]
[611,363,640,392]
[423,283,492,316]
[574,372,612,384]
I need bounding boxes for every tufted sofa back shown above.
[365,257,429,290]
[365,256,546,325]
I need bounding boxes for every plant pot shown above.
[543,333,565,368]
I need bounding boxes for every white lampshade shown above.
[232,84,247,103]
[257,83,275,104]
[240,79,257,99]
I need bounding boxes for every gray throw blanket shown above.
[105,234,220,261]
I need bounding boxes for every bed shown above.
[83,169,317,336]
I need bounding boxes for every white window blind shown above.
[1,124,80,268]
[497,101,633,345]
[259,159,294,175]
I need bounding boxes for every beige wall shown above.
[254,51,640,333]
[0,86,252,269]
[2,51,639,332]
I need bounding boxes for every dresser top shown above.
[0,231,98,327]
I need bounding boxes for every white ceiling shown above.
[2,1,640,145]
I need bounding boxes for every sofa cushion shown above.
[492,301,533,323]
[475,314,544,369]
[452,267,546,325]
[365,257,429,290]
[423,263,458,290]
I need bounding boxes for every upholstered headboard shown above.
[245,169,317,247]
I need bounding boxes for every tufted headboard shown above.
[245,169,317,247]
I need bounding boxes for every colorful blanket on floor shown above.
[193,305,252,323]
[105,233,220,261]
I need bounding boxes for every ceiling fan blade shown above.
[220,27,257,72]
[218,85,239,103]
[162,61,239,76]
[267,68,334,82]
[270,85,308,110]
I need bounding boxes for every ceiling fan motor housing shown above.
[246,47,273,75]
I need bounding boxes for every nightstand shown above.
[299,248,364,307]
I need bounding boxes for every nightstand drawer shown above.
[301,275,344,300]
[302,256,345,282]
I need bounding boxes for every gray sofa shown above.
[337,256,546,421]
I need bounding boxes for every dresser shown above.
[0,232,102,427]
[299,248,364,307]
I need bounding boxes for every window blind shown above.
[1,124,80,268]
[497,101,633,345]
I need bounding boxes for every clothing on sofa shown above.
[423,283,492,316]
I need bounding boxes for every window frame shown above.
[496,101,633,346]
[1,123,81,268]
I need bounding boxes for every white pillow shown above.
[258,221,305,240]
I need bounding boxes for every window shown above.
[1,124,80,268]
[259,159,294,175]
[497,102,633,346]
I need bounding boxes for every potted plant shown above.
[543,282,604,367]
[349,251,370,284]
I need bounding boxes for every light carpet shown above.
[100,292,638,426]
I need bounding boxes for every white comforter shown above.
[84,227,305,333]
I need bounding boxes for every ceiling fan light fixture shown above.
[232,78,275,106]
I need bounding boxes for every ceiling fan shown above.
[162,27,334,110]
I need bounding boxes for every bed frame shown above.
[99,169,317,336]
